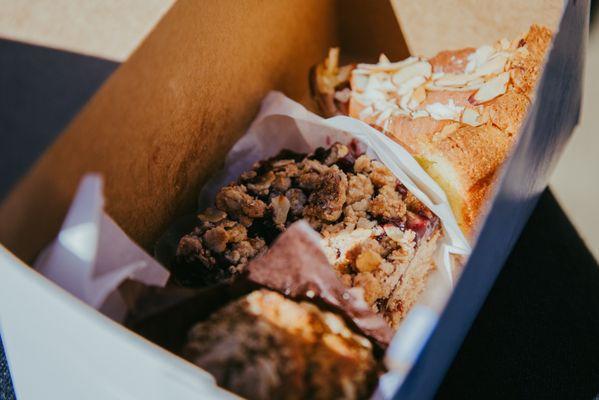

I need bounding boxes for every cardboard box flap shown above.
[390,0,564,57]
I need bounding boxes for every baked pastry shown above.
[175,142,442,327]
[183,289,379,400]
[311,25,552,236]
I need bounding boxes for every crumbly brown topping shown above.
[175,143,440,325]
[184,290,378,400]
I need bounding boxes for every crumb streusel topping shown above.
[175,142,440,324]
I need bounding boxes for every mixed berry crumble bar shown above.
[175,142,442,327]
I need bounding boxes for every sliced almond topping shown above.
[474,54,508,77]
[397,75,427,96]
[375,106,394,126]
[399,89,413,111]
[464,58,476,74]
[384,225,404,242]
[478,108,491,124]
[432,122,460,142]
[461,108,482,126]
[411,109,429,119]
[408,98,421,110]
[347,36,518,124]
[462,78,486,90]
[351,73,368,92]
[391,61,432,87]
[434,73,480,87]
[426,77,486,92]
[351,68,371,75]
[470,71,510,105]
[379,53,391,64]
[473,45,495,66]
[425,99,464,121]
[357,56,418,73]
[412,86,426,105]
[358,105,375,120]
[365,73,395,93]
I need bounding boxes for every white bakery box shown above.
[0,0,588,399]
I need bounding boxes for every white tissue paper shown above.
[34,174,170,322]
[198,91,471,398]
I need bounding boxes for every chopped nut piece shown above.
[356,250,383,272]
[383,225,405,242]
[198,207,227,223]
[271,195,291,227]
[247,171,275,195]
[203,227,228,253]
[216,185,266,224]
[353,155,372,173]
[323,143,350,165]
[239,170,257,181]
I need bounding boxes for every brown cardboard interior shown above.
[0,0,405,262]
[0,0,561,264]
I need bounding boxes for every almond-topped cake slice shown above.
[311,25,552,236]
[173,142,443,328]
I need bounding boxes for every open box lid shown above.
[0,0,587,399]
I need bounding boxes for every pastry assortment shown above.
[137,25,551,400]
[311,25,551,235]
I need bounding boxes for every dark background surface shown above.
[1,34,599,400]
